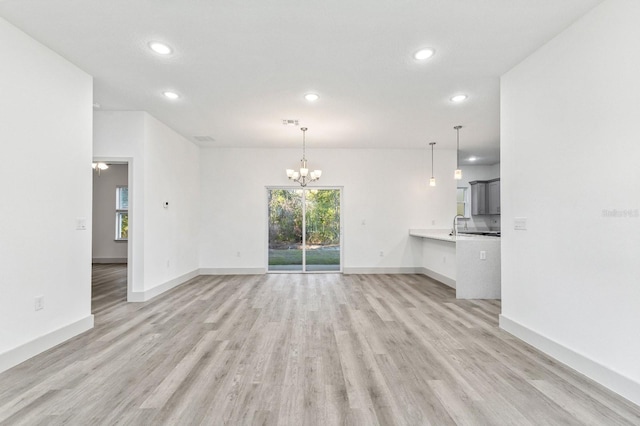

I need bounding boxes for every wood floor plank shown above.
[1,265,639,425]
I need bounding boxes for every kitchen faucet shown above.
[451,214,464,236]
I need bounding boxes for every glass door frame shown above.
[265,186,343,274]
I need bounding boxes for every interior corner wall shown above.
[500,0,640,405]
[92,164,128,262]
[199,147,456,273]
[93,111,201,300]
[0,17,93,371]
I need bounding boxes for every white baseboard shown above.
[92,257,127,264]
[499,314,640,406]
[128,269,199,302]
[343,267,420,275]
[199,268,266,275]
[0,315,94,374]
[416,267,456,289]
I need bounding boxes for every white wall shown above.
[420,239,457,287]
[92,164,128,262]
[500,0,640,405]
[93,111,201,300]
[459,164,501,230]
[142,114,201,292]
[199,147,457,273]
[0,18,93,371]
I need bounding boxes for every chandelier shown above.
[92,162,109,176]
[286,127,322,187]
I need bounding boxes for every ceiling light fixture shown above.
[163,91,179,100]
[414,48,435,61]
[454,125,463,180]
[429,142,437,187]
[286,127,322,187]
[149,42,172,55]
[92,162,108,176]
[304,93,319,102]
[468,156,477,162]
[450,94,468,103]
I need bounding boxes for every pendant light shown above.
[429,142,436,187]
[454,125,462,180]
[286,127,322,187]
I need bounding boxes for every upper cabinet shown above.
[488,178,500,215]
[470,181,487,215]
[470,178,500,216]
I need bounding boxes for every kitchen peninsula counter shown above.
[410,229,501,299]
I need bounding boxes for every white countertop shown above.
[409,229,501,242]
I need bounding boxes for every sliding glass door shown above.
[268,188,341,272]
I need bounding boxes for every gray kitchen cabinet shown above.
[470,180,487,215]
[470,178,500,216]
[488,178,500,215]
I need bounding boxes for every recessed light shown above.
[468,156,477,162]
[149,42,172,55]
[450,94,468,103]
[414,48,435,61]
[304,93,319,102]
[163,91,179,100]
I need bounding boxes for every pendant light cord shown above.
[456,128,459,168]
[429,142,436,178]
[301,127,307,162]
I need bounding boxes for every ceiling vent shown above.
[282,119,299,126]
[193,136,215,143]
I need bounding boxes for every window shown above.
[116,186,128,240]
[457,187,468,217]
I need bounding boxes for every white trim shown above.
[128,269,199,302]
[92,257,127,264]
[416,267,456,289]
[0,315,94,374]
[199,268,266,276]
[343,267,420,275]
[499,314,640,406]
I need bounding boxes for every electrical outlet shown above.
[443,256,446,264]
[34,296,44,311]
[480,251,487,260]
[166,260,170,268]
[379,251,384,257]
[236,251,241,257]
[431,220,436,225]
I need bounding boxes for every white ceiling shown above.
[1,0,603,164]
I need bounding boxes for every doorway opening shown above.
[267,187,342,272]
[91,158,133,305]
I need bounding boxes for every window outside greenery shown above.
[268,188,340,271]
[116,186,128,240]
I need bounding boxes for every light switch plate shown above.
[514,217,527,230]
[75,217,87,230]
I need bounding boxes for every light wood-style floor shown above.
[1,266,639,425]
